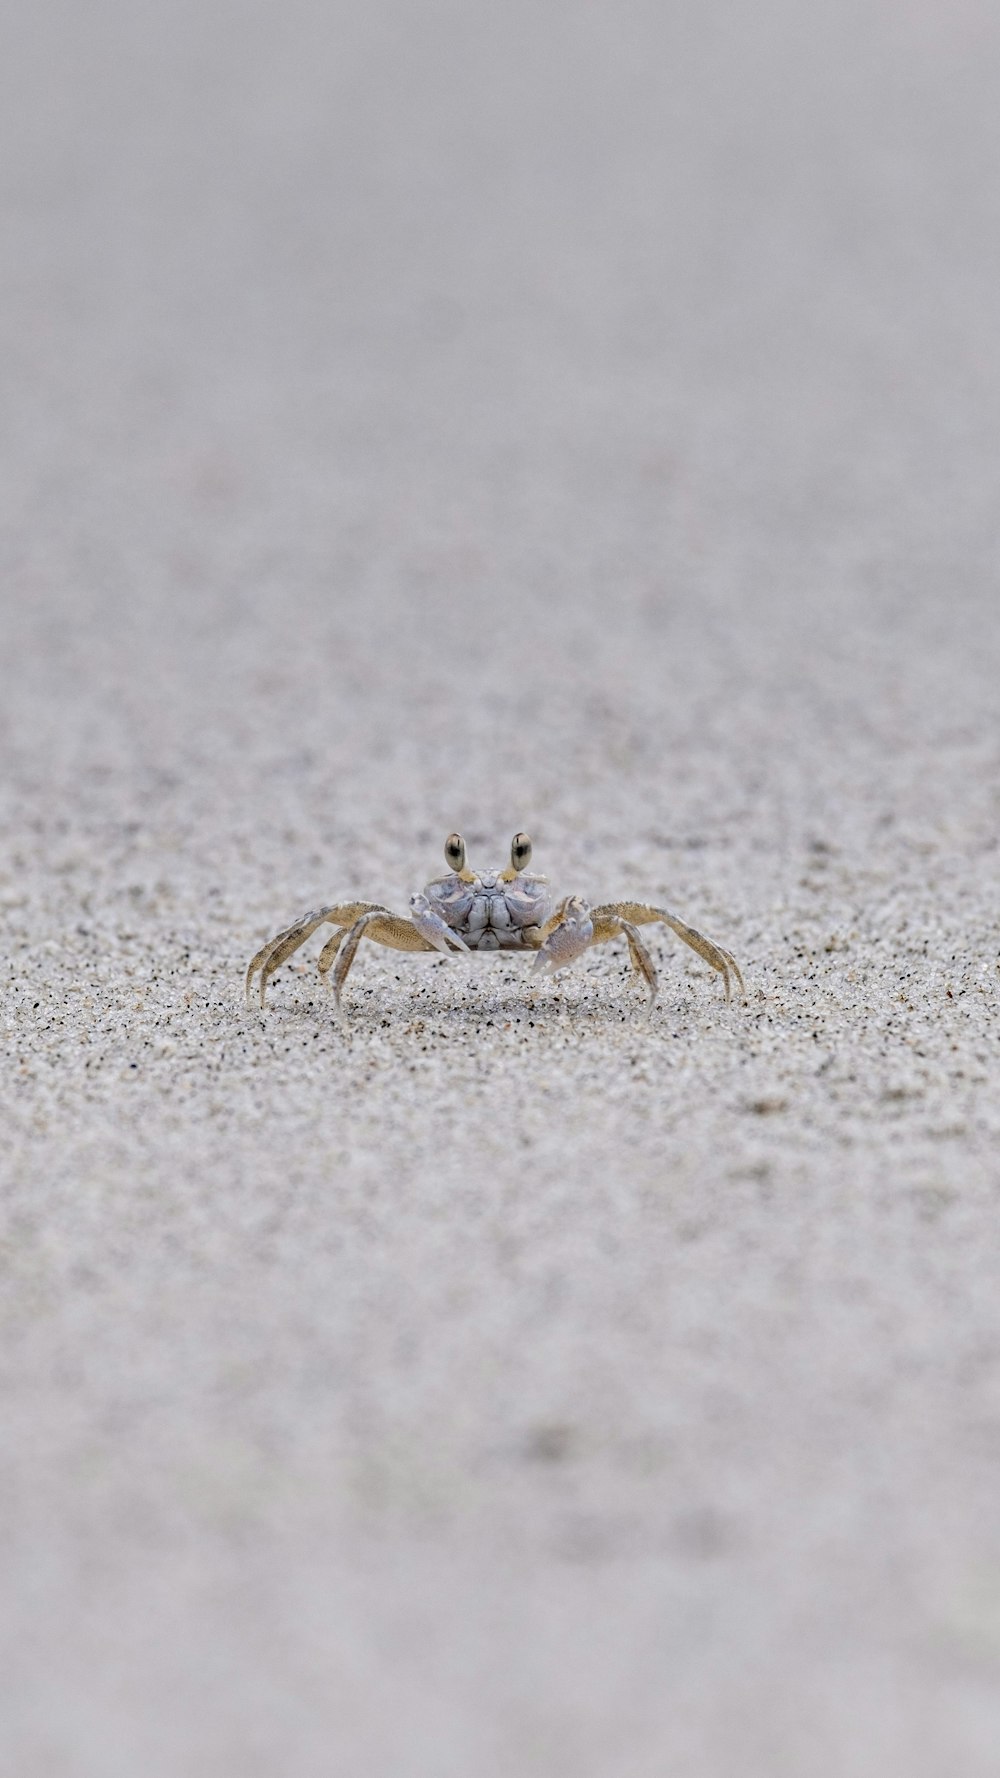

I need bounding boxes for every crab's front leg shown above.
[409,893,471,958]
[319,904,468,1015]
[533,900,659,1012]
[532,896,594,975]
[532,896,744,1014]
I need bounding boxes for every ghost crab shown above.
[246,832,745,1017]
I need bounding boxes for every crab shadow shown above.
[248,954,728,1033]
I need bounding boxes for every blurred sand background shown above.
[3,2,1000,1773]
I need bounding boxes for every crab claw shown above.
[533,895,594,976]
[409,892,470,957]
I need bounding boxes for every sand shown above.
[3,3,1000,1773]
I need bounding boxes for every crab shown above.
[245,832,745,1017]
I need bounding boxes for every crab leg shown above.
[532,896,594,975]
[316,923,351,982]
[327,910,463,1012]
[533,903,660,1011]
[617,917,659,1011]
[592,902,745,1004]
[246,901,388,1008]
[532,897,743,1010]
[409,893,470,957]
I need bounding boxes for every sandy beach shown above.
[3,3,1000,1772]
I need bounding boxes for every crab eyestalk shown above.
[444,832,466,873]
[510,832,532,871]
[502,832,532,880]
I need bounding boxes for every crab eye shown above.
[444,832,466,872]
[510,832,532,871]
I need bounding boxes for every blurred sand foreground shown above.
[2,4,1000,1774]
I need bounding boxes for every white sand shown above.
[3,4,1000,1773]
